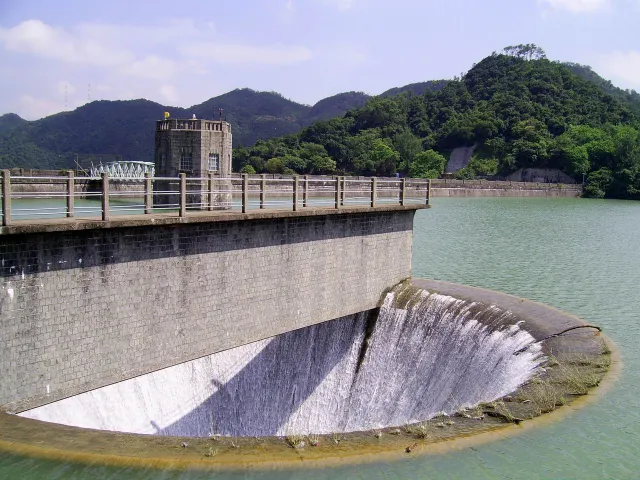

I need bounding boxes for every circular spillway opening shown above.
[21,285,548,436]
[3,280,612,469]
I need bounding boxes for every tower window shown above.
[180,149,193,171]
[209,153,220,172]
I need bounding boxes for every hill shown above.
[3,46,640,200]
[0,87,410,169]
[0,113,26,131]
[234,47,640,200]
[0,81,460,170]
[305,92,371,124]
[0,90,315,169]
[563,62,640,116]
[379,80,449,98]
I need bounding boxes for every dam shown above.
[0,173,609,469]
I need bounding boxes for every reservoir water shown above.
[1,197,639,479]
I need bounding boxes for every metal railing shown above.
[0,171,431,226]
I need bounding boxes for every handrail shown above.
[0,171,430,225]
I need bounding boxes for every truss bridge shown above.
[90,161,155,180]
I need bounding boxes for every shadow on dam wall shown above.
[20,284,546,437]
[157,311,373,437]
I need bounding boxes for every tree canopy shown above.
[233,49,640,199]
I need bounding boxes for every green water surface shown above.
[1,197,638,479]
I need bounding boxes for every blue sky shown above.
[0,0,639,120]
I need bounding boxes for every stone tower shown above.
[154,118,232,177]
[154,117,233,208]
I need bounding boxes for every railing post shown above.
[66,170,75,218]
[208,173,215,211]
[371,177,377,207]
[260,174,266,209]
[400,178,406,206]
[426,179,432,205]
[293,175,299,211]
[334,176,341,209]
[179,173,186,217]
[303,175,309,208]
[2,170,11,226]
[242,174,248,213]
[340,177,345,206]
[101,172,110,221]
[144,172,152,214]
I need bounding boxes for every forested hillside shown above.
[0,90,314,170]
[3,44,639,199]
[379,80,449,98]
[234,45,640,199]
[563,62,640,117]
[0,85,421,170]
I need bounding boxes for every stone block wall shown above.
[0,209,416,411]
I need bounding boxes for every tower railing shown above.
[0,171,431,226]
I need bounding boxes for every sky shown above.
[0,0,639,120]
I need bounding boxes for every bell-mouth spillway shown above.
[0,279,615,471]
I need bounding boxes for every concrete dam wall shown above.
[20,283,544,436]
[0,207,417,412]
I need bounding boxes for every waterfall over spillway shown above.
[20,286,545,437]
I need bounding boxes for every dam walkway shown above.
[0,172,430,230]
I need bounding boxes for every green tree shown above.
[348,97,407,136]
[309,155,336,174]
[247,156,266,173]
[584,168,613,198]
[282,155,307,173]
[265,157,286,173]
[369,140,400,176]
[455,156,499,179]
[393,130,423,174]
[409,150,447,178]
[346,129,383,175]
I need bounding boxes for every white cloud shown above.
[0,18,314,119]
[0,19,311,73]
[0,19,134,67]
[179,42,312,66]
[159,84,179,103]
[122,55,182,80]
[539,0,610,13]
[595,50,640,91]
[19,94,66,119]
[320,0,358,11]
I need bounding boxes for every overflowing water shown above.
[20,287,543,437]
